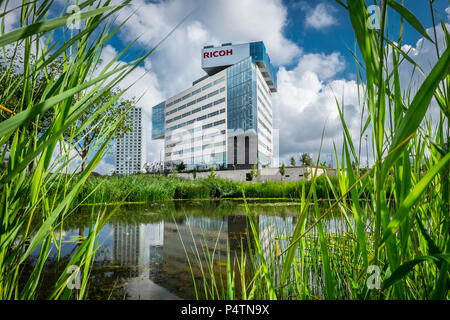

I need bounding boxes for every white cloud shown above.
[446,7,450,21]
[393,23,450,125]
[304,3,338,30]
[295,52,346,80]
[115,0,300,80]
[1,2,19,33]
[93,44,166,166]
[94,159,115,175]
[273,52,364,166]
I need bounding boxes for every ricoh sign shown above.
[203,49,233,58]
[201,43,250,72]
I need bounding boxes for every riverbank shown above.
[74,174,341,203]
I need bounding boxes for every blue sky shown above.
[282,0,449,61]
[5,0,449,173]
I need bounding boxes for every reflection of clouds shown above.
[51,230,67,241]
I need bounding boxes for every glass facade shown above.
[250,41,277,92]
[171,151,227,170]
[227,56,257,133]
[151,102,165,139]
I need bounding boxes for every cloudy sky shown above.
[4,0,450,174]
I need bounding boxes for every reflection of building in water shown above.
[110,215,297,299]
[112,222,178,299]
[158,215,265,296]
[147,223,164,279]
[162,217,229,272]
[228,215,255,252]
[258,216,296,262]
[113,224,140,277]
[113,223,164,278]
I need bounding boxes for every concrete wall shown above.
[177,166,324,182]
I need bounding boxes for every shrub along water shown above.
[73,174,341,203]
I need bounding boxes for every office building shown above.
[152,41,277,170]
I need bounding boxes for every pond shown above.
[26,200,348,300]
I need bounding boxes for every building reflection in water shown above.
[110,215,298,299]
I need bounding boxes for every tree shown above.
[176,161,186,172]
[208,166,216,179]
[66,88,134,171]
[0,47,61,117]
[300,153,312,166]
[290,156,296,167]
[279,163,286,181]
[250,163,259,180]
[303,167,310,180]
[192,167,197,179]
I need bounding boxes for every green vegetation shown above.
[67,88,136,171]
[279,163,286,181]
[289,156,296,167]
[249,164,259,180]
[300,153,312,166]
[73,174,340,203]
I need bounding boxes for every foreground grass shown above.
[0,1,153,299]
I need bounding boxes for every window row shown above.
[166,96,225,125]
[167,140,226,157]
[259,141,272,153]
[166,87,225,117]
[259,130,272,144]
[257,84,271,109]
[165,77,225,109]
[170,152,227,167]
[166,130,226,149]
[257,97,272,123]
[166,103,226,132]
[258,119,272,135]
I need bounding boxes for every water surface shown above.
[28,200,346,299]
